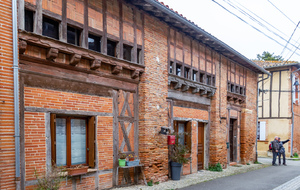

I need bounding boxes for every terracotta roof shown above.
[253,60,300,69]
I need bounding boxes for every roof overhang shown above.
[128,0,270,75]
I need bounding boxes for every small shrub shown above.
[147,180,153,186]
[208,163,223,172]
[154,181,160,185]
[246,163,250,165]
[293,152,299,158]
[254,161,262,164]
[35,166,65,190]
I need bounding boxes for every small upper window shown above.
[176,64,181,76]
[123,44,132,61]
[67,26,81,46]
[169,61,174,74]
[207,75,212,85]
[192,70,197,82]
[88,34,101,52]
[137,48,142,64]
[107,39,117,57]
[25,10,34,32]
[42,17,59,40]
[184,67,190,79]
[200,73,205,83]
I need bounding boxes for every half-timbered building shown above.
[0,0,269,189]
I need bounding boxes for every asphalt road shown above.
[180,157,300,190]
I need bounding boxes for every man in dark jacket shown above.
[272,136,280,166]
[278,137,290,166]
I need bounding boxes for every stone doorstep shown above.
[229,162,237,166]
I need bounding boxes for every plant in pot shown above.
[118,151,127,167]
[170,133,189,180]
[67,164,88,176]
[126,153,140,166]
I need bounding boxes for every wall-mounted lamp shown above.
[294,80,299,86]
[159,126,169,135]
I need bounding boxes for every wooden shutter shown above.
[186,121,192,151]
[88,116,95,168]
[260,121,266,141]
[50,113,56,165]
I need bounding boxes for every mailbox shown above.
[168,135,175,145]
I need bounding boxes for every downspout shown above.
[12,0,20,179]
[255,73,270,162]
[290,68,300,157]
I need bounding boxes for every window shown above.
[257,121,266,140]
[137,48,142,64]
[50,114,95,168]
[240,87,244,95]
[207,75,212,85]
[123,44,132,61]
[212,76,215,86]
[192,70,197,82]
[184,67,190,79]
[236,86,240,94]
[169,61,174,74]
[176,64,181,76]
[67,26,81,46]
[231,84,235,93]
[107,39,117,57]
[200,73,205,83]
[174,121,191,151]
[88,34,101,52]
[42,17,59,40]
[25,10,34,32]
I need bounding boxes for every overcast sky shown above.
[160,0,300,62]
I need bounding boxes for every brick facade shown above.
[0,0,15,189]
[0,0,265,189]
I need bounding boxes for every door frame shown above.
[197,122,209,170]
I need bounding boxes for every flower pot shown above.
[126,159,140,166]
[67,166,88,176]
[119,159,126,167]
[170,161,182,180]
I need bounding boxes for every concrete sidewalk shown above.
[112,162,270,190]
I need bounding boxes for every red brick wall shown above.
[24,112,46,181]
[0,0,15,189]
[210,55,228,166]
[23,87,114,189]
[173,106,209,121]
[138,14,169,182]
[240,70,258,164]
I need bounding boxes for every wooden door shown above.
[229,119,237,162]
[198,123,204,170]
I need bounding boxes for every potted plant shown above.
[119,151,127,167]
[126,154,140,166]
[67,164,88,176]
[170,133,189,180]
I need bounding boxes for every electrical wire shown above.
[211,0,300,57]
[267,0,297,25]
[221,0,300,56]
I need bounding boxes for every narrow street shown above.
[181,158,300,190]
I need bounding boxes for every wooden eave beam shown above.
[18,31,145,72]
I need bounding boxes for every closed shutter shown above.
[88,116,95,168]
[50,113,56,165]
[260,121,266,141]
[186,121,192,151]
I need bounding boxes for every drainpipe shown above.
[291,68,300,157]
[12,0,20,179]
[255,74,270,162]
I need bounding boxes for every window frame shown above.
[67,25,82,46]
[42,16,59,40]
[50,114,95,168]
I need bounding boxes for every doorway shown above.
[198,122,205,170]
[229,119,237,162]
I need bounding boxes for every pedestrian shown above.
[272,136,280,166]
[278,137,290,166]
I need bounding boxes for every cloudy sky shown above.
[160,0,300,62]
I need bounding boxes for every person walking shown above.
[272,136,280,166]
[278,137,290,166]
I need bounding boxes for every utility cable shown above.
[222,0,300,55]
[211,0,300,57]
